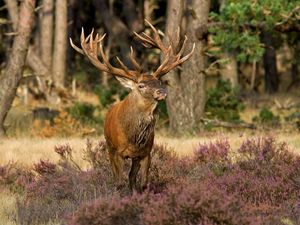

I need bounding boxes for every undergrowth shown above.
[0,137,299,225]
[205,79,245,123]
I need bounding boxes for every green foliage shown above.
[157,100,168,120]
[94,84,128,108]
[205,79,244,122]
[285,111,300,123]
[68,102,94,122]
[252,107,280,126]
[210,0,300,62]
[67,102,103,128]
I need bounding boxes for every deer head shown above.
[70,20,194,190]
[70,20,194,104]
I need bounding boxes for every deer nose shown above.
[155,88,167,100]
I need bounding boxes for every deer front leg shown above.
[140,154,151,190]
[129,158,141,191]
[109,151,124,189]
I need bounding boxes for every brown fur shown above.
[104,75,164,190]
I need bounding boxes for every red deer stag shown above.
[70,20,194,190]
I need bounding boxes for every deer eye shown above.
[138,83,146,89]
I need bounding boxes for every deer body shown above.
[104,75,165,189]
[105,91,156,159]
[70,20,194,190]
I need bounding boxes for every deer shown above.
[70,20,195,191]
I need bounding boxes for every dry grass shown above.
[1,132,300,167]
[0,190,17,225]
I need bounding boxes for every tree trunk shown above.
[164,0,210,135]
[262,32,279,93]
[220,52,238,87]
[93,0,132,65]
[4,0,19,31]
[40,0,54,70]
[27,48,51,95]
[291,40,300,82]
[52,0,67,88]
[0,0,36,136]
[123,0,143,31]
[5,0,53,100]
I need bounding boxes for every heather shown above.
[0,137,300,225]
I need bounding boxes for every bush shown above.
[67,102,104,132]
[94,84,128,108]
[213,137,300,218]
[69,181,252,225]
[0,162,33,194]
[68,137,300,225]
[16,141,114,225]
[2,137,300,224]
[32,110,95,137]
[252,107,280,127]
[194,139,230,163]
[205,79,244,123]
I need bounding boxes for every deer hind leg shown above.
[129,158,141,191]
[140,154,151,190]
[109,151,124,189]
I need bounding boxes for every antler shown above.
[70,29,142,82]
[134,19,195,79]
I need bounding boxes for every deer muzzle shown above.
[154,88,167,100]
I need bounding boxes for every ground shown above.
[1,132,300,224]
[1,132,300,167]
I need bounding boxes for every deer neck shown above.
[120,90,157,148]
[126,90,158,117]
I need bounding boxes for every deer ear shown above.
[115,77,135,89]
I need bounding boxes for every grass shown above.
[0,190,17,225]
[1,132,300,167]
[0,190,61,225]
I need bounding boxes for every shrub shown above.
[252,107,280,127]
[149,144,193,193]
[0,162,33,194]
[16,141,114,224]
[2,136,299,224]
[194,138,230,163]
[32,110,94,137]
[205,79,244,123]
[67,102,102,125]
[94,84,128,108]
[69,180,253,225]
[213,137,300,218]
[68,193,144,225]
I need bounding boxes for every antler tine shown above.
[89,28,94,53]
[130,47,143,72]
[144,19,168,52]
[178,35,188,56]
[116,56,130,74]
[152,47,172,76]
[69,28,88,55]
[137,20,195,78]
[179,43,195,63]
[69,38,84,55]
[134,31,156,48]
[153,42,195,78]
[99,42,112,70]
[70,28,139,82]
[166,26,180,54]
